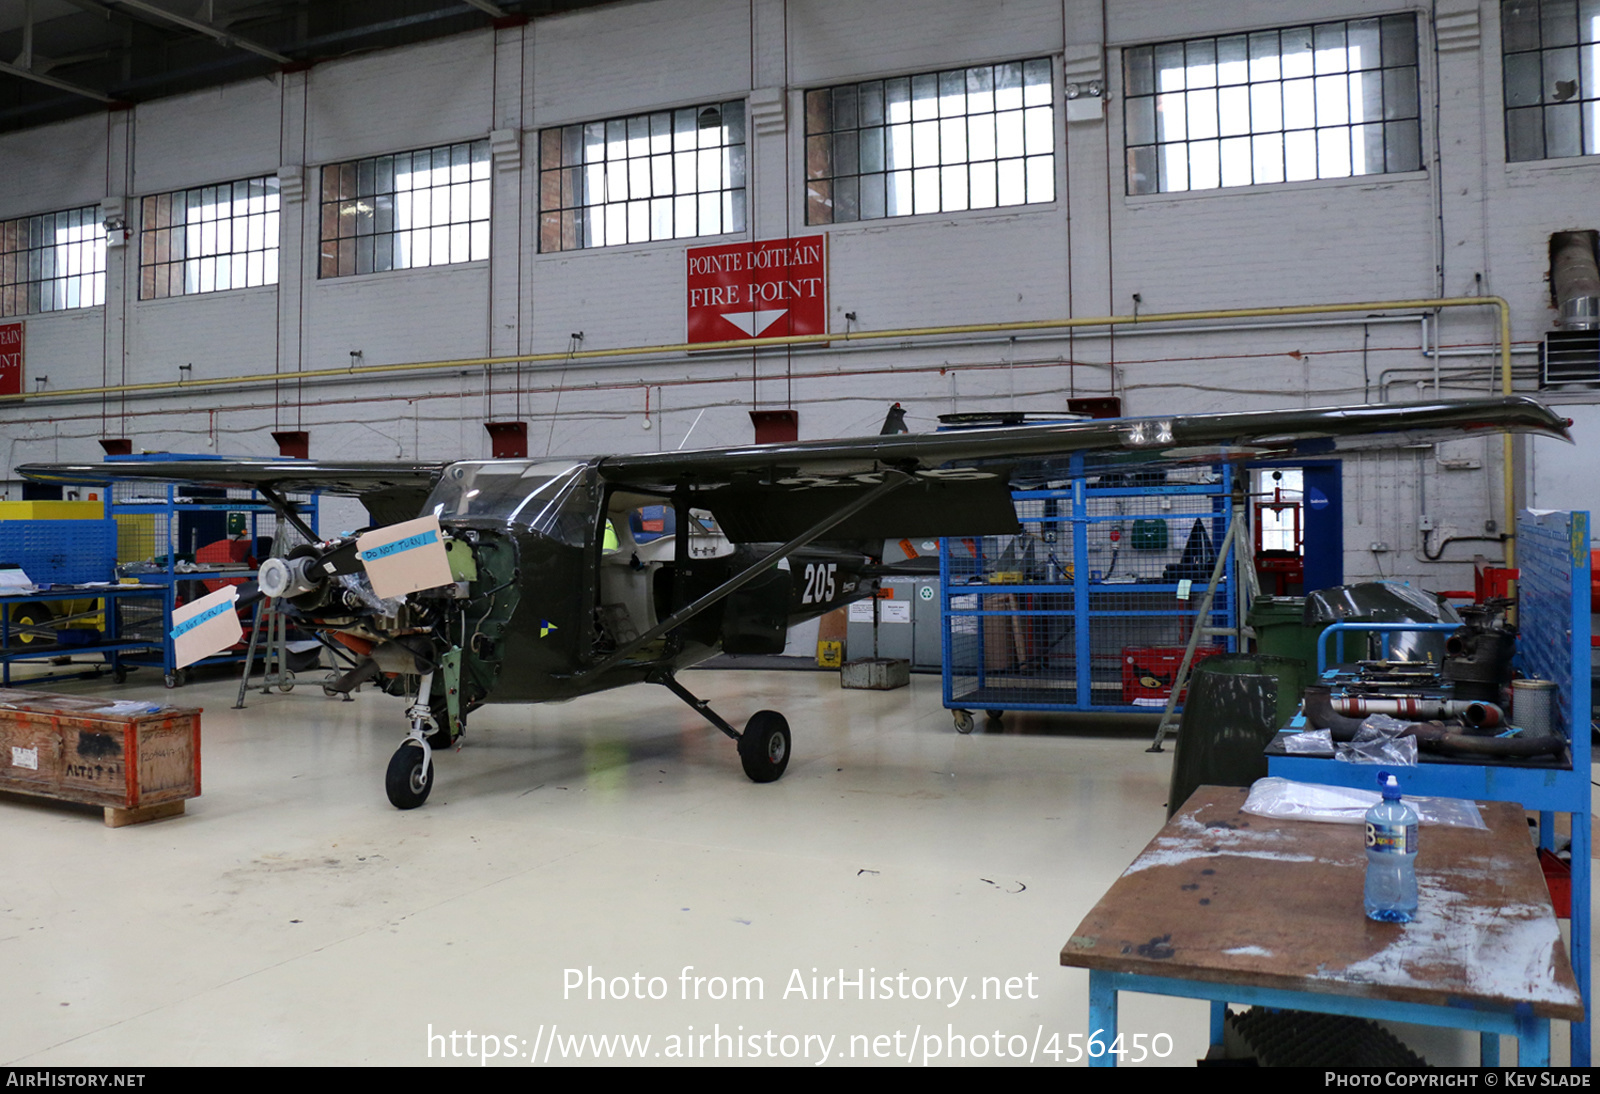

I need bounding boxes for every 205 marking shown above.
[801,562,837,605]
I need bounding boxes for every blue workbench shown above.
[1267,509,1591,1066]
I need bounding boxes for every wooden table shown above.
[1060,785,1584,1066]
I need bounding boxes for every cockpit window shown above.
[427,460,592,544]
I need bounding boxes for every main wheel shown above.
[737,710,790,783]
[385,742,434,809]
[953,709,975,734]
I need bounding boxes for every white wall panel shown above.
[532,0,750,127]
[825,212,1070,331]
[1112,178,1438,312]
[303,263,490,376]
[0,114,108,217]
[6,310,103,393]
[530,246,691,352]
[126,289,278,382]
[133,81,282,196]
[1106,0,1408,44]
[788,0,1062,84]
[306,33,494,164]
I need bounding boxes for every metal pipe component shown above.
[1330,696,1503,726]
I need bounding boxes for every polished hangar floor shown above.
[0,665,1574,1067]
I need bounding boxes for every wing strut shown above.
[257,485,319,543]
[575,470,913,680]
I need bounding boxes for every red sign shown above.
[0,323,21,397]
[686,235,827,345]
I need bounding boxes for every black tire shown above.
[6,601,51,647]
[737,710,790,783]
[953,709,975,734]
[986,709,1004,721]
[385,742,434,809]
[322,672,341,698]
[112,664,128,684]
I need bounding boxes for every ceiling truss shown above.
[0,0,614,134]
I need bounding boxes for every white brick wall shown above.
[0,0,1592,589]
[305,33,494,164]
[133,82,282,196]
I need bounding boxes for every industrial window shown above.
[538,102,746,252]
[804,59,1056,224]
[139,177,279,299]
[319,139,490,277]
[0,205,105,317]
[1123,16,1421,194]
[1502,0,1600,160]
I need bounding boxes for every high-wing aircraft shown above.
[18,396,1569,808]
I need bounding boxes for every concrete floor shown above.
[0,663,1587,1066]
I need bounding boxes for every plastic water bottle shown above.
[1364,770,1418,922]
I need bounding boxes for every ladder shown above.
[1147,491,1260,752]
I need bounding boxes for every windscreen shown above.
[426,460,591,543]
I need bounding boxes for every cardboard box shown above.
[982,593,1029,670]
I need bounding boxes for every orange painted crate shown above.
[0,688,200,826]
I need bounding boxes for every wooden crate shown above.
[0,688,200,826]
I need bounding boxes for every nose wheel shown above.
[385,741,434,809]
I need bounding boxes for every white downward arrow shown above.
[720,309,789,336]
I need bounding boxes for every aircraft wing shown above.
[15,459,444,527]
[595,397,1570,543]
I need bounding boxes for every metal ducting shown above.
[1551,230,1600,330]
[1541,231,1600,386]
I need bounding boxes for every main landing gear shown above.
[652,670,791,783]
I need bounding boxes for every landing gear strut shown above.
[651,670,792,784]
[386,671,439,809]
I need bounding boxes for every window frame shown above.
[0,204,106,318]
[318,139,491,279]
[1501,0,1600,162]
[1122,15,1423,196]
[802,57,1058,226]
[537,100,748,254]
[138,176,281,301]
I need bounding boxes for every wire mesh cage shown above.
[942,454,1235,714]
[111,480,318,575]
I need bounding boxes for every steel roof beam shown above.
[105,0,291,64]
[0,56,115,101]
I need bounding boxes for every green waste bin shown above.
[1247,595,1328,705]
[1167,653,1302,817]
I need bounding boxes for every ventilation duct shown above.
[1551,230,1600,330]
[1541,231,1600,386]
